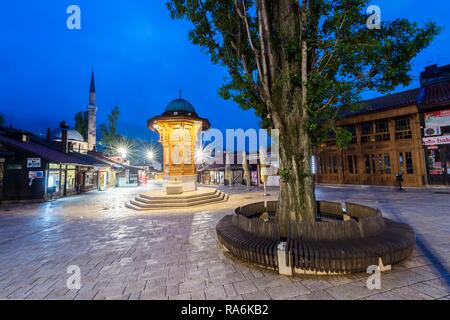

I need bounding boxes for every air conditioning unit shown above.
[424,127,441,137]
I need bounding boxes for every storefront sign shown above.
[29,171,44,179]
[28,171,44,186]
[27,158,41,168]
[423,135,450,146]
[424,109,450,127]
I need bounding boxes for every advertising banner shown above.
[424,110,450,127]
[423,135,450,145]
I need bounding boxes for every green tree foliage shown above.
[0,114,5,127]
[100,106,121,146]
[74,111,88,140]
[167,0,439,226]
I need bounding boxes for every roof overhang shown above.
[337,104,419,125]
[147,114,210,132]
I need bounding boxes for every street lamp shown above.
[117,147,128,159]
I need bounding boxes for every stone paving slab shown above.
[0,184,449,300]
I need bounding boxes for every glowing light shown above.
[311,155,317,175]
[195,142,218,171]
[195,149,203,160]
[117,147,128,158]
[48,175,55,187]
[147,150,155,160]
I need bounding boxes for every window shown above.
[375,120,390,142]
[85,172,94,186]
[347,155,358,174]
[376,153,391,174]
[326,131,337,147]
[361,123,373,135]
[47,163,61,193]
[399,152,414,174]
[376,121,389,133]
[348,155,354,174]
[384,154,391,174]
[365,155,371,174]
[48,171,61,193]
[365,154,377,174]
[329,156,338,174]
[378,154,383,173]
[361,123,373,143]
[332,156,338,174]
[371,155,376,174]
[66,166,76,191]
[346,126,357,144]
[395,118,412,140]
[405,152,414,174]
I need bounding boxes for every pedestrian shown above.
[395,171,404,191]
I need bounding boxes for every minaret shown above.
[87,70,97,151]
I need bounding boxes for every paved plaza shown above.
[0,183,449,300]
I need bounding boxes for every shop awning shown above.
[69,152,113,169]
[0,135,90,165]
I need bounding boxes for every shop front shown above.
[423,136,450,185]
[77,167,98,192]
[422,109,450,186]
[116,165,145,187]
[98,168,116,191]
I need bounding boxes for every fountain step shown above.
[131,192,226,207]
[134,192,223,204]
[125,188,229,210]
[139,189,219,201]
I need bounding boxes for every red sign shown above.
[423,135,450,146]
[425,110,450,118]
[424,109,450,127]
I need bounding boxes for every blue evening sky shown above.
[0,0,449,141]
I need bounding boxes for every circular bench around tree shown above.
[216,201,415,275]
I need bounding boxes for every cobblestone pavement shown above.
[0,183,449,300]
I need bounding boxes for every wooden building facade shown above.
[316,64,450,187]
[316,90,427,187]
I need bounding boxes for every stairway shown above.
[125,188,229,210]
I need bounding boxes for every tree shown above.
[0,114,5,127]
[167,0,440,233]
[74,111,88,141]
[100,106,121,146]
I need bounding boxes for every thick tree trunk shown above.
[276,120,316,237]
[269,0,317,236]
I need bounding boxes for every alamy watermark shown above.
[66,5,81,30]
[66,265,81,290]
[366,265,382,290]
[367,5,382,30]
[65,4,380,32]
[163,122,281,174]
